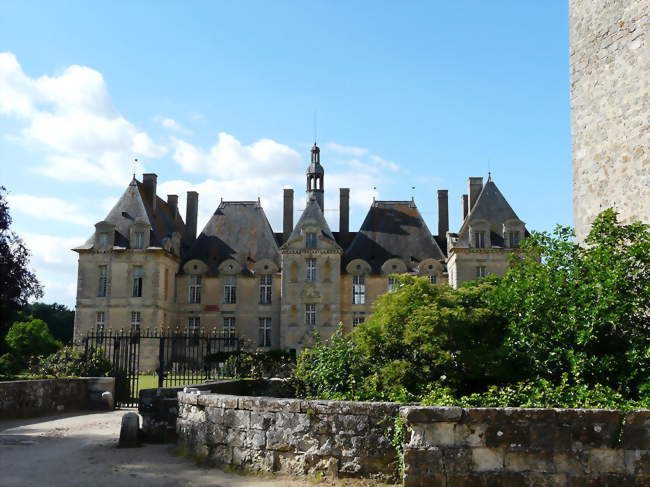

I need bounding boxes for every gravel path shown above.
[0,410,387,487]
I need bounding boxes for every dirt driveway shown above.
[0,410,390,487]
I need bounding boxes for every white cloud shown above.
[171,132,303,179]
[0,52,167,185]
[154,116,192,135]
[22,233,84,306]
[325,142,368,157]
[7,194,95,226]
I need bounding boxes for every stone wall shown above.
[570,0,649,241]
[139,379,295,443]
[401,406,650,486]
[0,377,115,419]
[177,392,400,481]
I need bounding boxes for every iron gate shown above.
[83,329,241,407]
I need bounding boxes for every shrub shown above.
[28,346,112,377]
[221,350,295,379]
[5,319,62,370]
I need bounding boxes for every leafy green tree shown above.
[490,209,650,396]
[0,186,43,343]
[5,319,62,369]
[22,302,74,344]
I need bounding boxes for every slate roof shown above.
[344,200,445,273]
[76,178,185,250]
[185,201,280,275]
[454,179,528,247]
[282,197,339,248]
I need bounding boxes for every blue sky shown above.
[0,1,571,306]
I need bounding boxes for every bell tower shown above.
[306,143,324,210]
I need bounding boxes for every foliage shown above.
[28,346,112,378]
[0,352,22,377]
[5,319,62,369]
[490,209,650,397]
[221,349,295,379]
[292,210,649,409]
[21,302,75,344]
[0,186,43,343]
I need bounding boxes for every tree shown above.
[5,319,62,369]
[23,302,74,344]
[0,186,43,342]
[490,209,650,397]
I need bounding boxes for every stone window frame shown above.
[98,265,109,297]
[305,232,317,249]
[259,274,272,305]
[132,265,144,298]
[476,265,487,278]
[188,316,201,333]
[223,316,236,341]
[95,311,106,331]
[94,221,115,252]
[129,221,150,250]
[305,303,317,326]
[305,258,317,282]
[503,219,525,249]
[188,275,201,304]
[468,219,491,249]
[224,276,237,304]
[258,317,272,347]
[130,311,142,332]
[352,274,366,305]
[387,276,399,292]
[352,311,365,328]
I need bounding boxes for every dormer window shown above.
[98,233,109,251]
[474,231,486,249]
[306,232,317,249]
[133,231,145,249]
[509,231,521,248]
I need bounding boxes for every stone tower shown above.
[306,143,325,210]
[570,0,649,241]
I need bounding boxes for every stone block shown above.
[454,423,488,447]
[624,449,650,475]
[238,396,302,413]
[440,474,484,487]
[224,428,247,448]
[250,411,276,430]
[485,423,530,448]
[472,447,504,472]
[222,408,250,429]
[197,394,238,409]
[332,414,368,434]
[208,444,233,465]
[403,447,444,474]
[586,448,625,474]
[442,447,473,473]
[504,448,554,473]
[424,422,457,446]
[232,446,250,467]
[206,423,227,445]
[622,411,650,449]
[530,423,572,450]
[401,406,464,423]
[266,428,294,451]
[118,412,141,448]
[554,451,587,474]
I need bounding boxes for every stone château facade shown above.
[73,143,528,351]
[570,0,649,241]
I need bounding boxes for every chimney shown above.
[283,188,294,243]
[468,177,483,211]
[437,189,448,237]
[167,195,178,219]
[142,173,158,211]
[339,188,350,237]
[462,194,469,220]
[185,191,198,242]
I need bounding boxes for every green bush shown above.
[221,350,295,379]
[5,319,62,370]
[28,346,112,377]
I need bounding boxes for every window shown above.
[259,274,272,304]
[258,317,272,347]
[188,316,200,333]
[133,231,145,249]
[189,275,201,304]
[474,231,486,249]
[96,311,105,332]
[223,316,236,346]
[352,275,366,304]
[98,233,109,251]
[306,232,317,248]
[428,275,437,284]
[509,231,521,248]
[164,268,169,300]
[132,266,143,297]
[387,276,398,292]
[224,276,237,304]
[476,266,487,278]
[130,311,141,332]
[305,304,316,326]
[306,258,317,282]
[98,265,108,297]
[352,312,365,328]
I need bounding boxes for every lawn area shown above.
[135,374,218,394]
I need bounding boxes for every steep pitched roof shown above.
[454,179,528,247]
[282,197,339,248]
[185,201,280,275]
[76,178,185,250]
[344,200,445,273]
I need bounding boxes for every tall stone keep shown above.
[570,0,649,241]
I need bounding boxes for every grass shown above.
[135,374,220,394]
